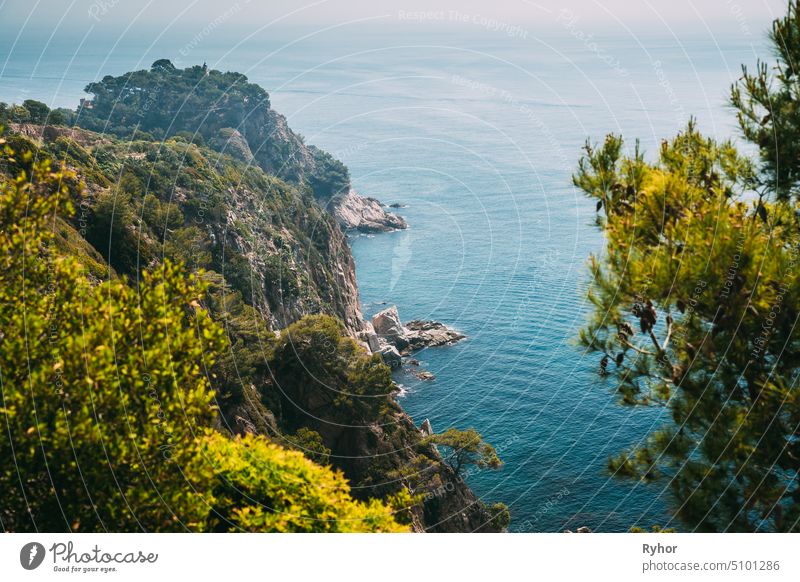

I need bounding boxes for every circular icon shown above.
[20,542,46,570]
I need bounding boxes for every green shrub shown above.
[0,141,404,532]
[271,315,395,423]
[198,434,405,532]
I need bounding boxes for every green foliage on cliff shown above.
[0,141,405,532]
[308,145,351,201]
[575,2,800,532]
[77,61,269,143]
[488,502,512,531]
[287,428,332,465]
[74,59,350,196]
[271,315,396,423]
[0,124,438,528]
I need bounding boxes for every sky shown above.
[0,0,788,36]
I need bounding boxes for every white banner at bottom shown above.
[0,533,797,581]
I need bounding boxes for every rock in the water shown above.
[378,344,402,368]
[370,306,465,354]
[405,320,466,349]
[332,188,408,233]
[421,418,433,436]
[576,526,592,533]
[415,371,435,381]
[372,306,410,350]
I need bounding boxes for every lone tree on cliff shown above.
[425,428,503,478]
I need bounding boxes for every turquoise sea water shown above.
[0,23,768,531]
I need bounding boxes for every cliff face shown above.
[9,122,365,335]
[4,121,500,532]
[222,174,365,334]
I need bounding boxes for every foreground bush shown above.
[0,139,405,532]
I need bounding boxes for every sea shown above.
[0,18,769,531]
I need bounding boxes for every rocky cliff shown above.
[1,63,503,531]
[8,121,366,335]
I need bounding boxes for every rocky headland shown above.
[2,60,503,532]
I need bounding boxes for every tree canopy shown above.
[732,1,800,200]
[575,2,800,532]
[424,428,503,477]
[77,60,269,143]
[0,99,65,126]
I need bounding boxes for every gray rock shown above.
[372,305,410,350]
[421,418,433,436]
[576,526,592,533]
[372,305,403,335]
[369,306,465,355]
[405,320,466,349]
[379,345,402,368]
[332,188,408,233]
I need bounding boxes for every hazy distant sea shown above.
[0,23,768,531]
